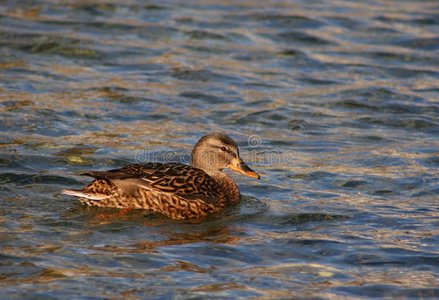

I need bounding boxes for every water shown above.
[1,0,438,298]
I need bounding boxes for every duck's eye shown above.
[220,146,228,152]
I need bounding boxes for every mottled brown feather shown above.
[72,163,229,219]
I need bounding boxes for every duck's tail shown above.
[62,189,108,200]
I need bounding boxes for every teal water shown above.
[1,0,438,298]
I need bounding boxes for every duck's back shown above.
[101,163,223,202]
[63,163,228,219]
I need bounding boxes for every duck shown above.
[62,132,260,220]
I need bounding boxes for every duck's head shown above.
[191,132,260,179]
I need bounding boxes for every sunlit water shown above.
[1,0,438,298]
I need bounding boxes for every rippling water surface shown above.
[1,0,439,298]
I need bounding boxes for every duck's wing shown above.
[80,163,222,204]
[80,162,165,179]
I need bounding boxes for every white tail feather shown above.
[62,189,108,200]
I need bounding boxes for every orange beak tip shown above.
[247,171,261,180]
[227,163,260,180]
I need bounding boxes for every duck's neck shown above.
[192,155,241,204]
[211,171,241,205]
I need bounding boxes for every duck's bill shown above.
[227,161,260,179]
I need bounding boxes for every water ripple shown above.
[1,0,438,298]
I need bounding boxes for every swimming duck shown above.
[63,132,260,220]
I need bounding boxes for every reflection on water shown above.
[1,0,439,298]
